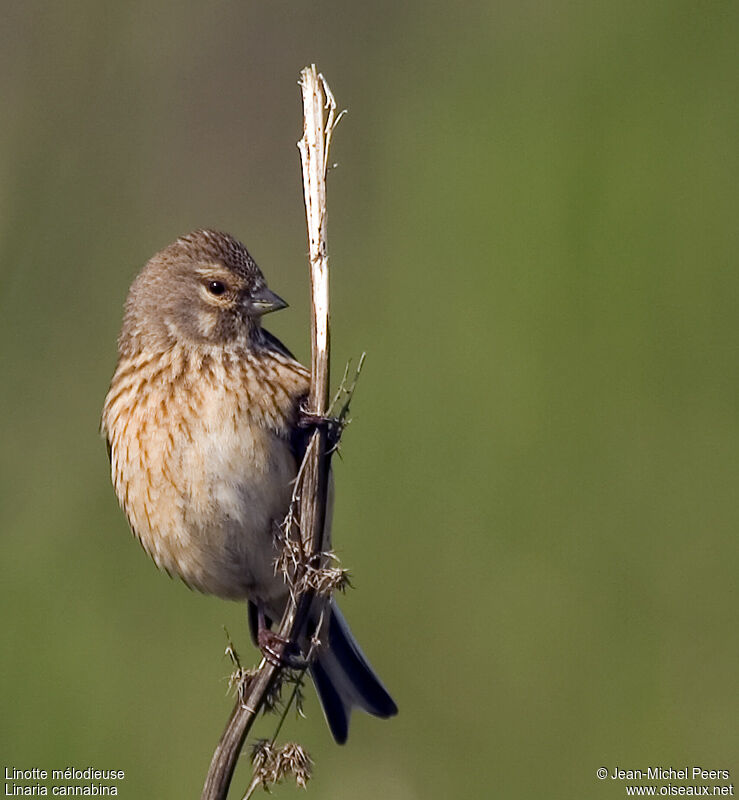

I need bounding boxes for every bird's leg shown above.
[255,602,308,669]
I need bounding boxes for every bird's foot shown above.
[257,629,308,669]
[298,406,343,450]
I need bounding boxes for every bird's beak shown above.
[248,286,289,316]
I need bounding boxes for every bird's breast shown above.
[102,344,309,600]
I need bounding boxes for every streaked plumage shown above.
[101,230,397,742]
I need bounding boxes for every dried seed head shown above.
[229,667,259,703]
[251,740,313,789]
[278,742,313,788]
[304,564,352,595]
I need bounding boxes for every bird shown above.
[101,229,397,743]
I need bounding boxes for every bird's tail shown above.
[308,601,397,744]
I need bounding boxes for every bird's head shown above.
[119,229,287,353]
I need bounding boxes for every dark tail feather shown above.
[309,602,398,744]
[310,658,350,744]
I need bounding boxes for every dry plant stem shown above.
[200,65,338,800]
[240,770,262,800]
[292,65,336,636]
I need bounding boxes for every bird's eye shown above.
[207,280,227,296]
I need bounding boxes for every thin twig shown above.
[200,65,339,800]
[240,771,262,800]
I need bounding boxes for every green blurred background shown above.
[1,2,737,798]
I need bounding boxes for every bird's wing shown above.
[260,327,298,360]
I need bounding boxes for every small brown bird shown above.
[101,229,396,743]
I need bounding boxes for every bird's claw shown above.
[257,629,308,669]
[298,407,343,449]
